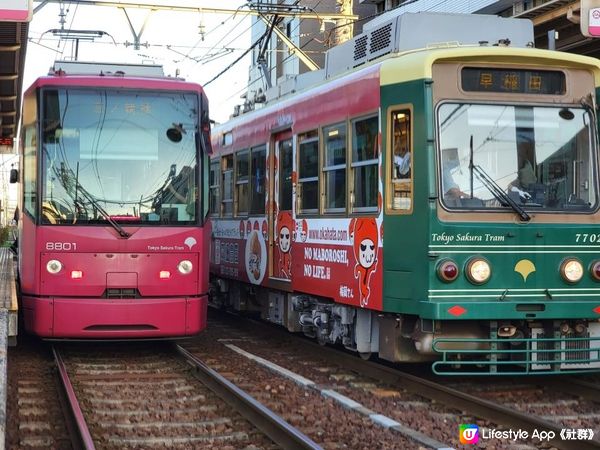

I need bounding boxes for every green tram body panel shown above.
[380,78,600,321]
[380,79,432,311]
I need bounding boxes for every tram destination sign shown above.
[461,68,566,95]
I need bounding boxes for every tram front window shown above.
[40,88,200,225]
[437,103,598,212]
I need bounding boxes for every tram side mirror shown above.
[200,128,212,155]
[9,168,18,184]
[200,110,213,155]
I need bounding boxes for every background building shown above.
[241,1,597,115]
[242,0,376,114]
[0,2,28,227]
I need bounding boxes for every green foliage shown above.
[0,226,11,247]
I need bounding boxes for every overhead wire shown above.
[195,15,256,65]
[224,0,429,110]
[34,0,422,119]
[28,31,252,52]
[180,9,240,61]
[188,4,251,63]
[203,25,270,87]
[221,0,325,107]
[57,1,81,60]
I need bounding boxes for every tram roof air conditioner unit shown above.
[324,11,534,79]
[51,60,165,78]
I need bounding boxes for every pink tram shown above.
[11,61,211,339]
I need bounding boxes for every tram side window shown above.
[209,160,220,217]
[221,155,233,217]
[323,123,347,213]
[236,150,249,216]
[298,131,319,214]
[390,109,412,211]
[23,126,37,219]
[250,145,266,215]
[279,139,293,211]
[351,115,379,212]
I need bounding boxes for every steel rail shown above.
[52,346,96,450]
[219,313,600,450]
[299,339,600,450]
[175,344,322,450]
[544,377,600,403]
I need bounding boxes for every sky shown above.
[25,1,255,123]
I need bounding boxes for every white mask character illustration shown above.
[279,226,291,253]
[359,238,375,268]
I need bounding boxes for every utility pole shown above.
[259,14,319,72]
[334,0,354,46]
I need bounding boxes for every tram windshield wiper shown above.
[470,164,530,222]
[58,163,131,238]
[75,186,131,238]
[467,135,530,222]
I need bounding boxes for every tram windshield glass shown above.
[438,103,597,212]
[39,88,200,225]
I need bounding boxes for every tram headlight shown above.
[46,259,63,274]
[437,259,459,282]
[177,260,193,275]
[465,257,491,285]
[560,258,584,283]
[591,260,600,282]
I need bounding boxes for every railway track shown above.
[206,310,600,450]
[10,313,600,449]
[545,376,600,403]
[8,339,320,450]
[51,342,319,449]
[446,376,600,435]
[181,331,432,449]
[6,337,71,449]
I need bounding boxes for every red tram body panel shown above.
[15,62,211,339]
[210,66,384,310]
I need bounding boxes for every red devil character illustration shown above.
[276,211,294,279]
[350,217,379,307]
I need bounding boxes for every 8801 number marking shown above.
[46,242,77,251]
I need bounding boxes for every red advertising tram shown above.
[11,61,211,339]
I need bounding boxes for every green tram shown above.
[209,12,600,374]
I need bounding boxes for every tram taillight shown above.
[590,261,600,282]
[437,259,459,282]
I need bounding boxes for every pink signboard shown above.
[590,7,600,36]
[0,0,32,22]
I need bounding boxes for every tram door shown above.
[269,132,294,283]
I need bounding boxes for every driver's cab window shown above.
[23,126,37,219]
[388,107,412,212]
